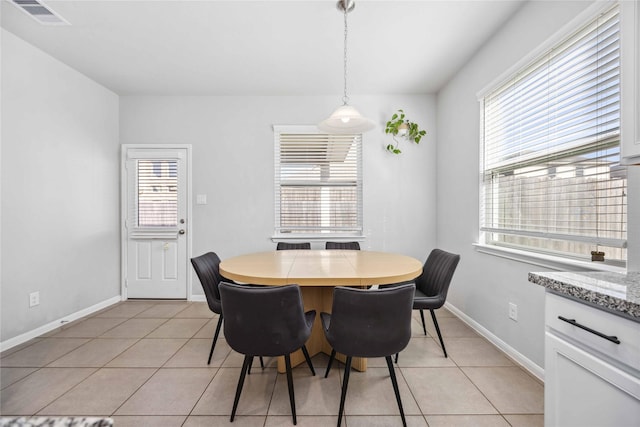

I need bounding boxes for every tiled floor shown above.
[0,301,543,426]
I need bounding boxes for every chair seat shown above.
[304,311,316,329]
[209,298,222,313]
[320,312,330,331]
[412,288,445,310]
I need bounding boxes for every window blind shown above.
[480,5,627,262]
[274,128,363,236]
[137,160,178,227]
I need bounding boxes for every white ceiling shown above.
[1,0,525,96]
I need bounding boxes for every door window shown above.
[137,160,178,227]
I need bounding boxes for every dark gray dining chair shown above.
[383,248,460,361]
[325,241,360,250]
[411,249,460,358]
[219,282,316,425]
[321,283,415,427]
[277,242,311,250]
[382,249,460,360]
[191,252,263,369]
[191,252,229,365]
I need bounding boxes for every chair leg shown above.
[247,356,264,375]
[430,309,447,358]
[325,349,336,378]
[300,345,315,376]
[419,309,427,336]
[385,356,407,427]
[284,354,297,425]
[337,356,352,427]
[208,314,223,365]
[395,353,399,364]
[230,355,252,422]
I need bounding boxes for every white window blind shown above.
[274,127,363,236]
[137,160,178,227]
[480,5,627,263]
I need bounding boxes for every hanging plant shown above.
[385,109,427,154]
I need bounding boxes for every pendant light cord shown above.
[342,5,349,105]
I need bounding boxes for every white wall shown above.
[120,94,437,296]
[1,30,120,343]
[437,0,640,371]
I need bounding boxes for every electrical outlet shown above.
[509,302,518,321]
[29,291,40,307]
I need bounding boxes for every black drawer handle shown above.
[558,316,621,344]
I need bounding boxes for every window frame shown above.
[476,2,627,267]
[272,125,364,241]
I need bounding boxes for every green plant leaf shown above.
[385,109,427,154]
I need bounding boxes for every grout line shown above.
[32,367,99,417]
[263,357,280,422]
[396,355,428,424]
[457,366,503,417]
[182,364,220,425]
[109,366,161,417]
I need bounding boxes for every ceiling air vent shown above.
[11,0,70,25]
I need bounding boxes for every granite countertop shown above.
[528,270,640,321]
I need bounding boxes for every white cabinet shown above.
[545,292,640,427]
[621,0,640,164]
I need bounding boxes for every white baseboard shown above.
[190,294,206,302]
[445,301,545,382]
[0,296,122,353]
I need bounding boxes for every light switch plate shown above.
[196,194,207,205]
[509,302,518,321]
[29,291,40,307]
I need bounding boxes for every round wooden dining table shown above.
[220,249,423,372]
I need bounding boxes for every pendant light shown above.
[318,0,375,134]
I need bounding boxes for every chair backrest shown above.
[326,283,415,358]
[219,282,312,357]
[325,242,360,250]
[415,249,460,307]
[277,242,311,250]
[191,252,225,314]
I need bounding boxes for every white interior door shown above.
[122,145,190,299]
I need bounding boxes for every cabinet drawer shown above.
[545,332,640,427]
[545,292,640,373]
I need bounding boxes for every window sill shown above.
[472,243,627,273]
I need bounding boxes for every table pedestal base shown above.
[276,286,367,374]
